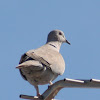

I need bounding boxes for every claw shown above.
[37,93,41,97]
[49,81,53,85]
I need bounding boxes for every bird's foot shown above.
[49,81,53,85]
[37,93,41,97]
[48,81,53,89]
[37,94,44,99]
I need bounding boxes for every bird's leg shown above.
[48,81,53,89]
[34,86,41,97]
[49,81,53,85]
[34,86,44,99]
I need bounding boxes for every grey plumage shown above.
[16,29,70,96]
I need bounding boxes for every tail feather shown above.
[16,60,43,70]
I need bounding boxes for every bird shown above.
[16,30,70,97]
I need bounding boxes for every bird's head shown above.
[47,30,70,45]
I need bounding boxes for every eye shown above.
[59,32,62,35]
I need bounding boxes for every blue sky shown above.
[0,0,100,100]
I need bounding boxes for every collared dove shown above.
[16,30,70,96]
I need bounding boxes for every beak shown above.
[66,39,71,45]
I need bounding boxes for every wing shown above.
[26,51,51,68]
[17,50,51,80]
[19,51,51,68]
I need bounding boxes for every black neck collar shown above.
[49,44,57,48]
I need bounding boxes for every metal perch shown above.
[20,78,100,100]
